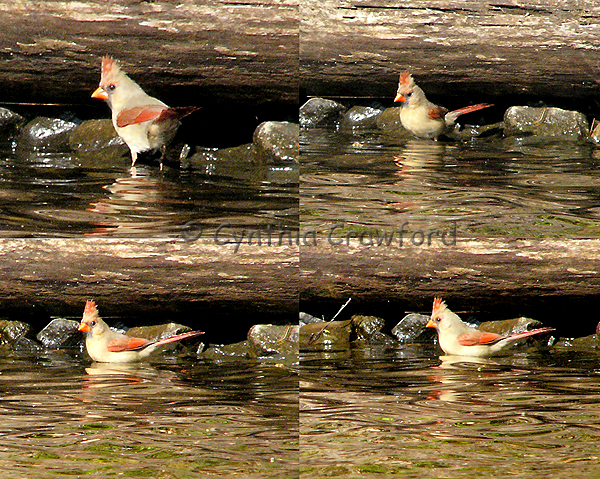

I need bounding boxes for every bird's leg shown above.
[131,151,138,167]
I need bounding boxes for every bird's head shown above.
[426,297,450,331]
[91,57,144,111]
[394,71,417,103]
[78,300,106,337]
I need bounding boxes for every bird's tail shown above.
[445,103,493,124]
[153,330,204,348]
[505,327,555,343]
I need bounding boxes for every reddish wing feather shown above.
[427,106,448,120]
[116,105,166,127]
[458,331,503,347]
[107,336,152,352]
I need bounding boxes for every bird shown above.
[393,72,493,140]
[426,297,555,357]
[78,300,204,363]
[91,56,199,166]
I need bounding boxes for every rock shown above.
[0,319,34,343]
[556,334,600,350]
[503,106,589,139]
[199,340,250,360]
[252,121,299,162]
[300,320,351,350]
[478,317,556,348]
[339,106,382,130]
[0,107,25,143]
[69,119,128,158]
[391,313,435,343]
[17,116,78,152]
[299,98,346,128]
[376,106,404,131]
[36,318,82,349]
[247,324,298,359]
[352,315,385,340]
[126,323,200,355]
[299,312,321,326]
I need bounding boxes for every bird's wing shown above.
[457,330,503,346]
[107,336,152,352]
[427,106,448,120]
[116,105,166,127]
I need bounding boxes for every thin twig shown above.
[308,298,352,344]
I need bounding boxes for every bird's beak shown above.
[78,322,91,333]
[91,87,109,100]
[425,319,437,329]
[394,93,406,103]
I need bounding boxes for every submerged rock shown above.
[0,107,26,145]
[300,320,352,350]
[17,116,78,152]
[376,106,404,131]
[248,324,298,358]
[503,106,589,139]
[556,334,600,350]
[339,106,382,130]
[352,315,395,346]
[69,119,128,158]
[199,340,251,360]
[300,98,346,128]
[391,313,435,343]
[252,121,299,162]
[37,318,82,349]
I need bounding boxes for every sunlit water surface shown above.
[0,351,298,478]
[301,128,600,239]
[301,346,600,478]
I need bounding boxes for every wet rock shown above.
[17,116,78,152]
[36,318,82,349]
[300,320,351,350]
[449,121,505,140]
[478,317,556,348]
[391,313,437,344]
[69,119,128,158]
[556,334,600,350]
[376,106,403,131]
[199,340,250,360]
[299,312,321,326]
[503,106,589,139]
[339,106,382,130]
[0,319,36,347]
[0,107,26,143]
[126,323,200,355]
[248,324,298,359]
[299,98,346,128]
[252,121,299,162]
[352,315,385,340]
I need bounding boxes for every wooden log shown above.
[301,0,600,102]
[0,0,299,106]
[0,238,298,340]
[300,238,600,336]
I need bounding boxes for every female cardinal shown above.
[78,300,203,363]
[426,297,555,357]
[91,57,198,166]
[394,72,492,140]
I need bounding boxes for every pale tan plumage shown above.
[78,300,203,363]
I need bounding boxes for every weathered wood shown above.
[0,0,298,106]
[301,0,600,101]
[300,238,600,335]
[0,238,298,338]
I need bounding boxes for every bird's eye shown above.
[435,317,441,322]
[107,84,116,91]
[90,321,96,326]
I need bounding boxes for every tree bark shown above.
[301,0,600,101]
[0,0,299,106]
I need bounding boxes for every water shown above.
[0,351,298,478]
[301,128,600,238]
[300,346,600,478]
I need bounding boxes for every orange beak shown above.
[78,322,91,333]
[91,87,109,100]
[394,93,406,103]
[425,319,437,329]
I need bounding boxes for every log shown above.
[300,238,600,336]
[0,0,298,106]
[301,0,600,102]
[0,238,298,342]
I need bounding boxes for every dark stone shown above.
[300,320,351,350]
[339,106,382,130]
[503,106,589,139]
[352,315,385,340]
[299,98,346,128]
[17,117,78,153]
[299,312,321,326]
[199,341,251,360]
[391,313,436,343]
[247,324,298,359]
[69,119,128,158]
[37,318,83,349]
[252,121,299,162]
[0,107,25,144]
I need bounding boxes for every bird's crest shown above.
[100,56,122,83]
[84,299,97,315]
[398,71,415,92]
[432,297,447,316]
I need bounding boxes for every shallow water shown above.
[300,346,600,478]
[0,351,298,478]
[0,152,298,238]
[301,128,600,239]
